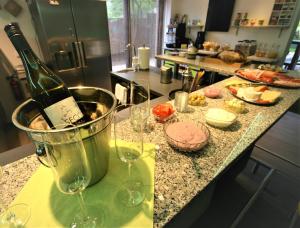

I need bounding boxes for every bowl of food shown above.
[224,98,247,114]
[204,86,222,98]
[164,119,209,152]
[205,108,237,128]
[188,93,206,106]
[152,103,175,123]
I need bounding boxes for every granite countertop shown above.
[111,70,183,98]
[1,75,300,227]
[156,54,242,76]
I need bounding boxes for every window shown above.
[107,0,127,71]
[107,0,161,71]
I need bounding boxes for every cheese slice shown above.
[261,90,281,102]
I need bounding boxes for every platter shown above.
[226,82,281,106]
[235,69,300,88]
[198,49,220,56]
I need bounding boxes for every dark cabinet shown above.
[205,0,236,32]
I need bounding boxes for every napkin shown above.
[115,83,128,104]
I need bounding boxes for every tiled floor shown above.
[191,157,300,228]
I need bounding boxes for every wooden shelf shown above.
[232,24,289,37]
[232,25,289,28]
[187,25,203,28]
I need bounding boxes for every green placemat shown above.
[10,143,155,227]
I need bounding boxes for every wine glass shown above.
[129,80,151,131]
[42,124,98,227]
[0,167,31,227]
[114,104,145,207]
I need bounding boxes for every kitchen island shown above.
[155,54,242,76]
[1,70,300,227]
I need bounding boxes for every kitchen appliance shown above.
[27,0,112,89]
[0,49,28,125]
[160,66,172,84]
[12,87,117,186]
[175,23,189,48]
[195,31,206,49]
[235,40,257,56]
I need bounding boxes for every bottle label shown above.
[44,96,84,128]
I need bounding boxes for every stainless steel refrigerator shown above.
[27,0,112,90]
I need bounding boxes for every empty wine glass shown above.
[114,104,145,207]
[129,80,151,132]
[42,124,99,227]
[0,167,31,227]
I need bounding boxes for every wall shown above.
[0,0,40,67]
[169,0,300,61]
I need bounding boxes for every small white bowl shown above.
[205,108,237,128]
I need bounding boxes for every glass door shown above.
[107,0,128,71]
[107,0,160,70]
[130,0,159,67]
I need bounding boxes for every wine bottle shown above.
[4,22,84,128]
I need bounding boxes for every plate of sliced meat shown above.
[235,69,300,88]
[226,83,282,106]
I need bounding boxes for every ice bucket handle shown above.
[35,143,50,167]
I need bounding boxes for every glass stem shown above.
[128,163,132,179]
[77,191,89,219]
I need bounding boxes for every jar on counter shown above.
[267,44,280,59]
[256,43,267,57]
[249,40,257,56]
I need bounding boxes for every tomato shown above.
[152,103,174,120]
[228,87,237,95]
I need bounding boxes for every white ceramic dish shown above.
[205,108,237,128]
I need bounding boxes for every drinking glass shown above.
[42,124,98,227]
[129,80,150,132]
[114,104,145,207]
[0,167,31,227]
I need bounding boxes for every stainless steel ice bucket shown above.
[12,87,117,186]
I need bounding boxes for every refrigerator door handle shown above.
[77,41,87,67]
[72,41,83,67]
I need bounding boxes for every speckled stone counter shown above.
[0,155,40,212]
[1,76,300,227]
[156,54,241,76]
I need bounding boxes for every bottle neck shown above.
[10,33,41,66]
[10,33,33,53]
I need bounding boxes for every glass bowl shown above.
[163,119,210,152]
[205,108,237,128]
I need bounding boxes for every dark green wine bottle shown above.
[4,22,83,128]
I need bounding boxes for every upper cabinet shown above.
[205,0,236,32]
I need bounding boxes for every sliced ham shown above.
[166,121,208,150]
[235,69,300,88]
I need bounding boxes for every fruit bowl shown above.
[164,119,210,152]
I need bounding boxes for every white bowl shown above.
[205,108,237,128]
